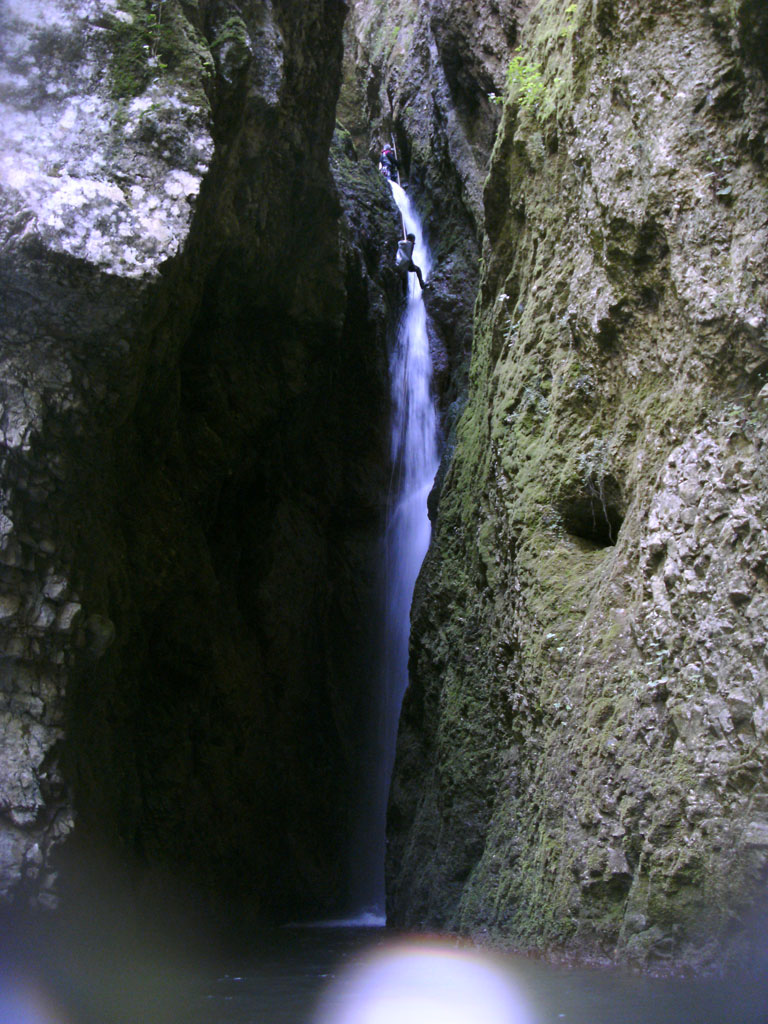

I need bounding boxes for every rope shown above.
[390,133,407,240]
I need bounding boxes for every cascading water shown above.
[382,179,439,806]
[352,180,439,917]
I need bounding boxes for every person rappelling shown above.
[379,144,399,179]
[396,232,427,293]
[382,137,431,295]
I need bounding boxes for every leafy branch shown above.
[507,48,546,110]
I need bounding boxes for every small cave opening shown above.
[558,474,625,548]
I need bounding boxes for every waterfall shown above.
[352,180,439,918]
[382,179,439,804]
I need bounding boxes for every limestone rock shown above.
[341,0,526,427]
[0,0,391,923]
[387,0,768,973]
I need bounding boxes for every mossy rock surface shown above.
[386,0,768,974]
[107,0,213,102]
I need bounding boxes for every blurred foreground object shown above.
[313,938,535,1024]
[0,979,68,1024]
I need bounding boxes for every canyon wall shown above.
[340,0,529,426]
[0,0,397,919]
[386,0,768,972]
[2,0,768,975]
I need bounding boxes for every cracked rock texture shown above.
[341,0,527,429]
[4,0,768,975]
[0,0,395,919]
[386,0,768,972]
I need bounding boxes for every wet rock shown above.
[387,0,768,974]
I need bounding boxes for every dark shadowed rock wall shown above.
[4,0,768,977]
[0,0,398,921]
[340,0,529,435]
[386,0,768,973]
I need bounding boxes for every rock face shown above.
[3,0,768,975]
[341,0,527,420]
[387,0,768,971]
[0,0,396,919]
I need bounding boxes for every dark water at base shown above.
[185,927,388,1024]
[4,918,767,1024]
[183,927,768,1024]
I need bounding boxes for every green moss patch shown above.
[107,0,213,101]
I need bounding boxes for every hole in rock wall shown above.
[559,473,624,548]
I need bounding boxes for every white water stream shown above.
[382,180,439,787]
[356,180,439,916]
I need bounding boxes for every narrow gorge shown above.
[1,0,767,984]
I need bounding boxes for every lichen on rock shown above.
[386,0,768,973]
[0,0,214,278]
[0,0,392,922]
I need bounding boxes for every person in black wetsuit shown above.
[395,233,427,292]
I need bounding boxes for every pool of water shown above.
[4,917,767,1024]
[184,926,768,1024]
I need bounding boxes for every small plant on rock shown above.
[108,0,171,99]
[507,48,546,110]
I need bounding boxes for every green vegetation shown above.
[560,3,579,37]
[107,0,213,103]
[210,15,249,53]
[364,0,417,60]
[108,1,169,99]
[506,48,547,110]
